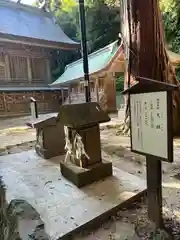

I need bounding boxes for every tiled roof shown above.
[0,86,67,92]
[0,0,78,47]
[52,41,122,85]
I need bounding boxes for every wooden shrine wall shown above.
[64,74,117,113]
[0,90,67,118]
[0,42,52,85]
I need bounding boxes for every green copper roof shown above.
[51,41,119,86]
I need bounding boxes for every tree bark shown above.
[121,0,180,136]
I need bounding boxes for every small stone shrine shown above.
[57,102,113,187]
[27,114,65,159]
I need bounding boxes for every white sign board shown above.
[130,91,168,159]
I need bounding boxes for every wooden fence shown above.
[0,90,67,118]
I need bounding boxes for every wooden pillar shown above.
[4,55,10,80]
[80,82,83,92]
[78,84,81,93]
[95,78,100,103]
[82,82,85,93]
[61,89,64,104]
[146,157,163,228]
[68,85,71,104]
[46,59,52,84]
[112,73,117,110]
[104,73,117,112]
[2,92,7,114]
[27,58,32,82]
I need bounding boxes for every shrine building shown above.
[51,41,124,113]
[0,0,79,117]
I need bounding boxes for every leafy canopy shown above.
[34,0,180,80]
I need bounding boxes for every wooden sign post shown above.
[30,97,38,119]
[123,77,178,228]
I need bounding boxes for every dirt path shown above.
[0,112,123,151]
[74,198,143,240]
[1,128,180,239]
[0,113,58,130]
[73,128,180,239]
[0,111,124,131]
[101,128,180,212]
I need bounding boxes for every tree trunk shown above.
[120,0,180,136]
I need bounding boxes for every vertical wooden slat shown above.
[27,58,32,82]
[91,81,95,92]
[4,55,10,80]
[2,93,7,114]
[68,85,71,104]
[31,57,46,81]
[9,55,28,80]
[95,78,100,103]
[0,63,6,80]
[61,89,64,104]
[46,58,52,83]
[17,56,20,78]
[81,83,84,92]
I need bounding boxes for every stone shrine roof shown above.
[57,102,110,128]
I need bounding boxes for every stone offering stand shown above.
[57,102,113,187]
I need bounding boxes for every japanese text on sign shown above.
[130,91,168,159]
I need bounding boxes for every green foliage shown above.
[35,0,120,54]
[84,1,120,53]
[116,73,124,91]
[34,0,121,79]
[160,0,180,79]
[60,0,77,12]
[161,0,180,53]
[33,0,180,82]
[160,0,176,12]
[176,64,180,80]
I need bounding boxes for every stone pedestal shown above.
[27,115,65,159]
[60,160,112,188]
[58,102,113,187]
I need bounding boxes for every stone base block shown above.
[35,145,64,159]
[60,160,113,188]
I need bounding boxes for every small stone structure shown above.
[27,114,65,159]
[57,102,113,187]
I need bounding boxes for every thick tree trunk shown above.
[120,0,180,136]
